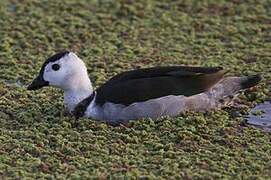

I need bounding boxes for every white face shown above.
[43,52,87,90]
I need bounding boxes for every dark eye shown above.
[52,64,60,71]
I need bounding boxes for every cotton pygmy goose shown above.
[27,51,262,124]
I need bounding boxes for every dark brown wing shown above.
[95,66,226,106]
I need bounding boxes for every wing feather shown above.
[96,66,226,106]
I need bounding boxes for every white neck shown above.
[63,75,94,112]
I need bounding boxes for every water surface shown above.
[247,100,271,132]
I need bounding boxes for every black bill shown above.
[27,75,49,90]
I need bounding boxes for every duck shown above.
[27,51,261,124]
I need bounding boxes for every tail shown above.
[240,74,262,89]
[220,74,262,96]
[184,74,262,111]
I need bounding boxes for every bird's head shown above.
[27,51,90,91]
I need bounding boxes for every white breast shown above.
[64,90,93,113]
[84,95,104,120]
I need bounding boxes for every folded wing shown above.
[96,66,226,106]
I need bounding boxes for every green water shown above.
[0,0,270,179]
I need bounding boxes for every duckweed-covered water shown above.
[0,0,270,179]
